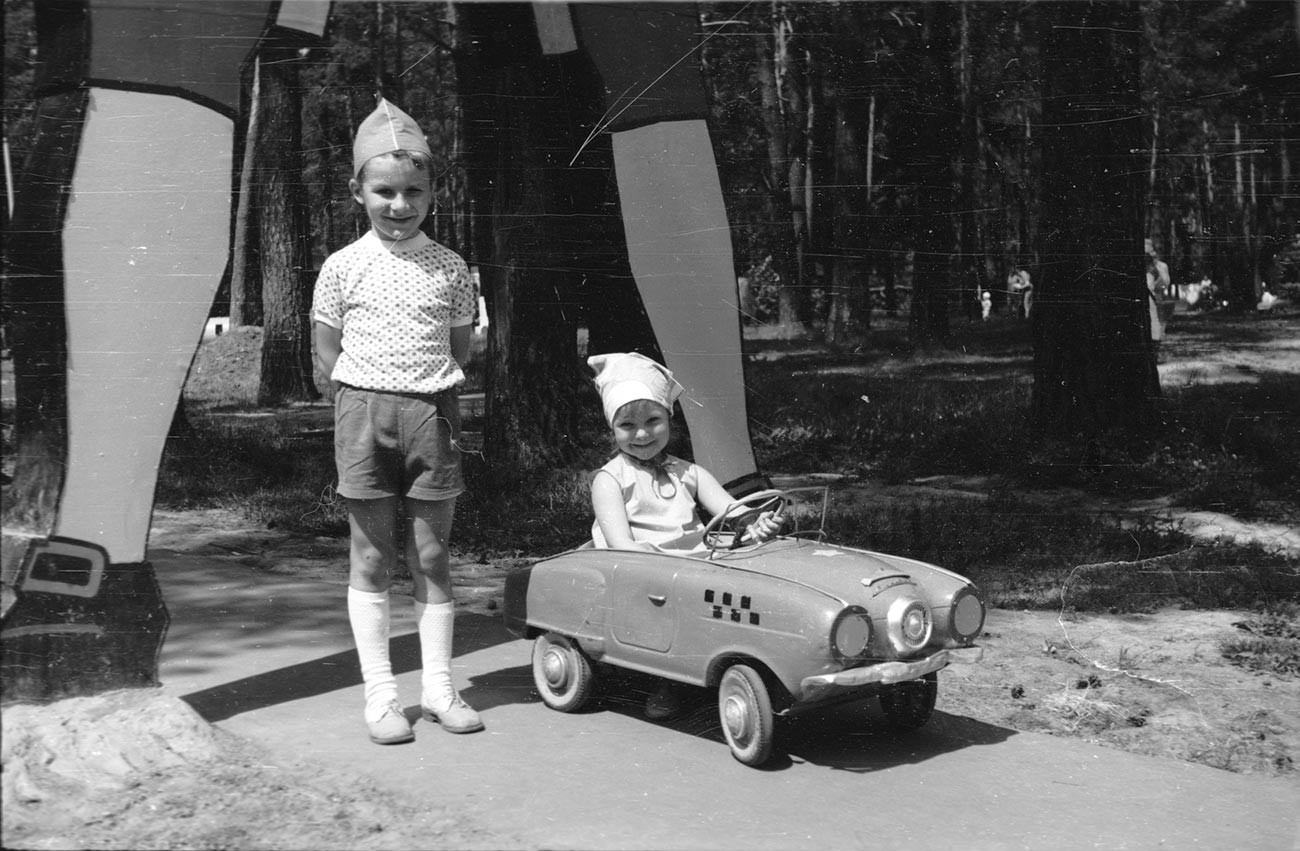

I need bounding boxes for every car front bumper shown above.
[799,646,984,701]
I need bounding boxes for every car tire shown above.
[532,633,596,712]
[717,664,775,766]
[878,672,938,730]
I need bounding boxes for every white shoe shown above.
[367,700,414,745]
[421,693,484,734]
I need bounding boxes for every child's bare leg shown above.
[408,496,483,733]
[346,497,412,743]
[405,496,454,604]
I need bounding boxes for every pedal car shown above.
[503,487,985,766]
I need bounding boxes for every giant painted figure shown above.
[1,1,758,702]
[1,0,331,701]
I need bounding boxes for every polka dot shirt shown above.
[312,231,475,394]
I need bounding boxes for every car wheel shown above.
[879,672,938,730]
[532,633,596,712]
[717,664,775,766]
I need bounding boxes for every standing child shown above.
[312,99,481,745]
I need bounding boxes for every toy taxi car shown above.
[503,487,985,766]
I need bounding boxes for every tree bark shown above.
[753,4,803,336]
[1031,2,1158,435]
[229,56,262,328]
[457,3,585,474]
[956,1,984,320]
[823,3,872,344]
[231,55,261,330]
[901,4,959,343]
[257,48,319,405]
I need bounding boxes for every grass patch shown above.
[748,364,1033,482]
[816,491,1298,611]
[157,310,1299,611]
[156,419,348,537]
[1219,605,1300,677]
[744,321,1299,511]
[456,455,594,559]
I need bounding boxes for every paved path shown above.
[154,550,1300,851]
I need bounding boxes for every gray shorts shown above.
[333,385,464,502]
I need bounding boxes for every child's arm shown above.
[592,471,656,551]
[695,467,783,543]
[450,322,471,372]
[313,321,343,398]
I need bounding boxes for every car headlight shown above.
[887,598,932,653]
[949,586,985,643]
[831,606,872,662]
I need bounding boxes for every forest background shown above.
[2,1,1298,547]
[5,1,1298,462]
[3,8,1300,837]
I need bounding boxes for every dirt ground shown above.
[6,492,1297,851]
[4,304,1299,850]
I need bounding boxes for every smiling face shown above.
[612,399,672,462]
[350,153,432,243]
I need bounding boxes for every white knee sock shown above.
[348,587,398,721]
[415,599,455,704]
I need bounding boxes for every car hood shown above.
[711,537,967,604]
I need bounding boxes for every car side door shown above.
[608,559,677,652]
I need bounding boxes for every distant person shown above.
[1008,268,1033,319]
[981,290,993,321]
[1145,239,1171,298]
[587,352,782,719]
[1146,241,1174,350]
[312,99,482,745]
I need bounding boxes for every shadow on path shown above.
[529,667,1017,773]
[179,611,512,722]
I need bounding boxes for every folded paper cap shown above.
[588,352,684,425]
[352,98,432,178]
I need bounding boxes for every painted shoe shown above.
[367,700,415,745]
[421,693,484,734]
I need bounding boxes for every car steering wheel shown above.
[702,489,791,554]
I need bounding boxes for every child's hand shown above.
[743,510,783,543]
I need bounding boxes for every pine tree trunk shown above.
[1031,2,1158,435]
[230,57,262,328]
[902,4,958,343]
[256,48,318,405]
[956,1,982,320]
[457,3,584,475]
[823,4,872,346]
[754,6,802,337]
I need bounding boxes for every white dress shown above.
[591,453,706,552]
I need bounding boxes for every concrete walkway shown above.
[154,549,1300,851]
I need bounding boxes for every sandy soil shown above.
[145,496,1300,779]
[8,489,1296,850]
[4,304,1298,850]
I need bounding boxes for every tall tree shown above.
[1031,1,1158,435]
[751,2,804,335]
[954,1,984,319]
[457,3,585,472]
[894,3,961,343]
[822,1,874,343]
[257,43,319,404]
[229,55,262,328]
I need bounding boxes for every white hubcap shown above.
[723,694,751,740]
[542,648,568,689]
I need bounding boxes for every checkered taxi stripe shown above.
[704,589,760,625]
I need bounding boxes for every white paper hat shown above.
[588,352,684,425]
[352,98,432,178]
